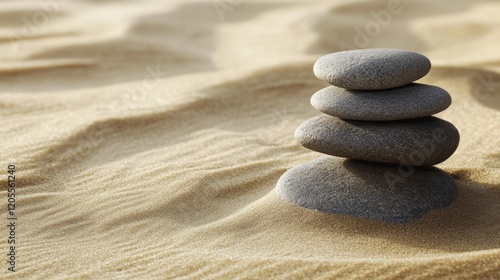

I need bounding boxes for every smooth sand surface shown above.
[1,0,499,278]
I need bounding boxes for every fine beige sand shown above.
[1,0,500,278]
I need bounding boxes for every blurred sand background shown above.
[1,0,499,278]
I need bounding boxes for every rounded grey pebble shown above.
[276,156,458,223]
[295,115,459,166]
[311,83,452,121]
[313,49,431,90]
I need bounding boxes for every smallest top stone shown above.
[313,49,431,90]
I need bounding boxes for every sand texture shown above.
[1,0,500,278]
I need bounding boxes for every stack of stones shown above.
[276,49,460,223]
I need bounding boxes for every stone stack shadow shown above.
[276,49,460,223]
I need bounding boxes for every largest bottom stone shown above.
[276,156,457,223]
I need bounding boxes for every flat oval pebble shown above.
[311,83,452,121]
[313,49,431,90]
[276,156,458,223]
[295,115,459,166]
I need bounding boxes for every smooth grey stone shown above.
[295,115,459,166]
[313,49,431,90]
[276,156,458,223]
[311,83,452,121]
